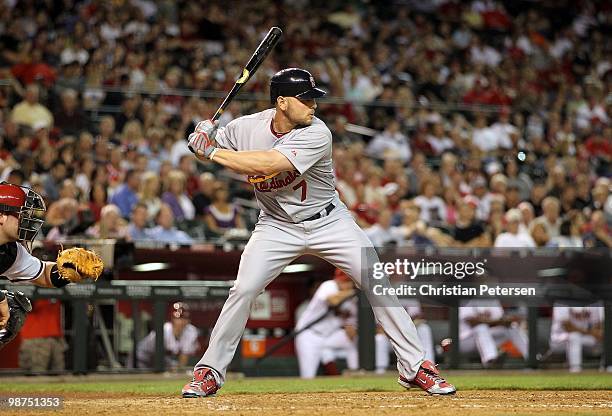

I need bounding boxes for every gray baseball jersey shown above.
[215,108,336,222]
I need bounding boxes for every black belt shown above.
[303,203,335,222]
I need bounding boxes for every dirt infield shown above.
[3,390,612,416]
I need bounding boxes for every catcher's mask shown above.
[0,182,46,248]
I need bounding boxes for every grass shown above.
[0,372,610,395]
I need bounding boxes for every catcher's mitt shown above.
[0,291,32,350]
[56,247,104,283]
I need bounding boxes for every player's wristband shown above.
[0,291,5,303]
[50,264,69,288]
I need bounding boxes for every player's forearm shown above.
[210,149,289,176]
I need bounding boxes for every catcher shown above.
[0,182,103,350]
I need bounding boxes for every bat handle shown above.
[211,109,223,122]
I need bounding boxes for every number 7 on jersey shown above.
[293,180,307,202]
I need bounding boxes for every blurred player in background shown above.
[295,269,358,378]
[549,303,604,373]
[136,302,200,370]
[459,299,528,367]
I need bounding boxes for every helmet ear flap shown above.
[270,85,280,105]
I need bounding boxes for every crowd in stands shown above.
[0,0,609,248]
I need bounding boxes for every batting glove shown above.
[188,119,218,159]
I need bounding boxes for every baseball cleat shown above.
[398,360,456,395]
[182,368,220,398]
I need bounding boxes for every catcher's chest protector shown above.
[0,242,17,275]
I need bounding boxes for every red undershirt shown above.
[270,119,290,138]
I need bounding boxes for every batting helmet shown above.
[0,182,45,245]
[269,68,326,105]
[171,302,191,319]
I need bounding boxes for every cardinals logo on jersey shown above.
[248,170,300,192]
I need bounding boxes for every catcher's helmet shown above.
[270,68,326,105]
[0,182,46,245]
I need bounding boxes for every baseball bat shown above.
[211,26,283,122]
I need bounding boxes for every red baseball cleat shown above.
[398,360,456,395]
[182,368,220,398]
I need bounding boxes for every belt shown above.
[303,202,335,222]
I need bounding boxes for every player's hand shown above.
[344,324,357,341]
[0,298,9,330]
[188,119,218,159]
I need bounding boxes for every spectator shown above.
[177,154,199,197]
[192,172,216,218]
[74,156,95,198]
[89,182,108,223]
[414,180,446,225]
[530,222,551,247]
[449,196,491,247]
[471,113,498,153]
[204,183,245,236]
[45,198,80,241]
[532,196,562,238]
[10,84,53,130]
[148,203,193,245]
[366,120,411,164]
[330,115,362,146]
[138,171,162,221]
[114,93,142,133]
[490,107,517,150]
[86,204,131,240]
[162,170,195,222]
[53,88,86,136]
[365,209,403,248]
[591,178,611,220]
[494,209,536,248]
[583,210,612,248]
[128,203,151,241]
[426,122,454,155]
[110,169,141,219]
[550,215,585,248]
[42,161,67,202]
[394,202,437,247]
[504,159,532,201]
[97,116,119,144]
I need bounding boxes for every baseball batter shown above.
[183,68,455,397]
[0,182,103,349]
